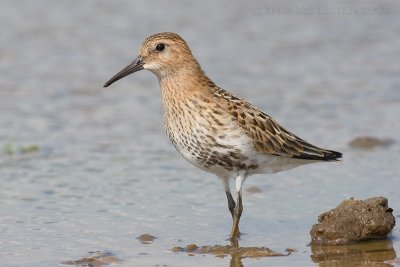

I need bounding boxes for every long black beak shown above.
[103,56,144,87]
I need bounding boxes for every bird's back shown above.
[212,87,342,160]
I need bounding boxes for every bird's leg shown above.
[225,190,236,219]
[230,172,247,241]
[230,191,243,240]
[220,176,236,219]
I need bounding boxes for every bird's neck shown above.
[158,65,216,101]
[157,65,220,132]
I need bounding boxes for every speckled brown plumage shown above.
[212,86,341,161]
[104,32,342,241]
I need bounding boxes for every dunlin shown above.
[104,32,342,241]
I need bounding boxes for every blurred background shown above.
[0,0,399,266]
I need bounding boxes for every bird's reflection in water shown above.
[311,239,397,266]
[171,239,293,267]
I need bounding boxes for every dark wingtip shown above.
[292,149,343,161]
[323,150,343,161]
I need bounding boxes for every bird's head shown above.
[104,32,199,87]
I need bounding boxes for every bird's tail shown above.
[321,150,343,161]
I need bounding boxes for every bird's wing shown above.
[214,89,342,161]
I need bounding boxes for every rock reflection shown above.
[311,239,397,266]
[171,240,292,267]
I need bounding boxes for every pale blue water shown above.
[1,0,399,266]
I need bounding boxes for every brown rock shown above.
[310,197,395,245]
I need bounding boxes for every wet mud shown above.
[245,186,263,194]
[137,233,157,244]
[171,242,293,267]
[171,243,293,258]
[349,136,395,149]
[61,251,122,266]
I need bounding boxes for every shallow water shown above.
[1,0,399,266]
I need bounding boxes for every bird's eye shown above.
[156,43,165,52]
